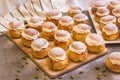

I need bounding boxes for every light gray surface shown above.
[0,35,120,80]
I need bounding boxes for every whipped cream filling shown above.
[96,11,109,16]
[73,25,90,34]
[85,35,104,46]
[48,12,62,20]
[11,23,25,30]
[110,59,120,65]
[74,15,88,22]
[69,9,81,14]
[48,52,66,61]
[31,39,49,51]
[54,32,71,42]
[42,26,57,33]
[69,44,86,54]
[102,26,118,35]
[100,16,116,24]
[21,31,40,40]
[59,20,74,26]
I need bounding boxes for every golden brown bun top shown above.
[46,10,61,17]
[31,38,49,48]
[49,47,66,58]
[42,22,57,29]
[60,16,73,23]
[55,30,69,37]
[9,20,23,28]
[73,13,87,19]
[109,52,120,61]
[96,7,109,14]
[24,28,39,36]
[100,15,116,23]
[93,1,106,7]
[109,0,120,6]
[89,33,103,42]
[29,16,43,23]
[69,5,81,11]
[71,41,86,50]
[104,23,117,31]
[76,24,91,30]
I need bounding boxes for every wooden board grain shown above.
[6,32,107,79]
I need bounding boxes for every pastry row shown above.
[91,0,120,41]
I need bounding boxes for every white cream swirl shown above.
[59,20,74,26]
[85,34,104,46]
[21,31,40,40]
[109,52,120,65]
[48,12,62,20]
[102,23,118,35]
[100,15,116,24]
[54,30,71,42]
[69,42,86,54]
[27,17,43,28]
[42,26,57,33]
[73,25,90,34]
[112,6,120,17]
[31,38,49,51]
[73,14,88,22]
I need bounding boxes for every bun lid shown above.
[76,24,91,30]
[46,10,61,16]
[48,47,66,61]
[109,52,120,61]
[93,1,107,7]
[60,16,73,23]
[24,28,39,36]
[69,5,82,10]
[104,23,118,31]
[29,16,43,23]
[96,7,109,16]
[42,22,57,29]
[9,19,24,29]
[31,38,49,51]
[71,41,86,50]
[100,15,116,24]
[55,30,70,37]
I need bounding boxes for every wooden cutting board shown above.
[6,31,107,79]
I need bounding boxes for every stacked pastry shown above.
[8,5,107,71]
[91,0,120,41]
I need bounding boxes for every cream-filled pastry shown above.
[102,23,119,41]
[68,41,88,62]
[72,24,91,42]
[31,38,50,59]
[85,33,106,53]
[91,1,107,15]
[47,47,68,71]
[112,6,120,18]
[108,0,120,13]
[41,22,58,41]
[21,28,40,47]
[73,13,89,25]
[9,19,25,39]
[54,30,72,49]
[46,10,62,25]
[95,7,109,22]
[58,16,74,32]
[106,52,120,73]
[99,15,116,30]
[117,17,120,29]
[68,5,82,17]
[26,16,44,32]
